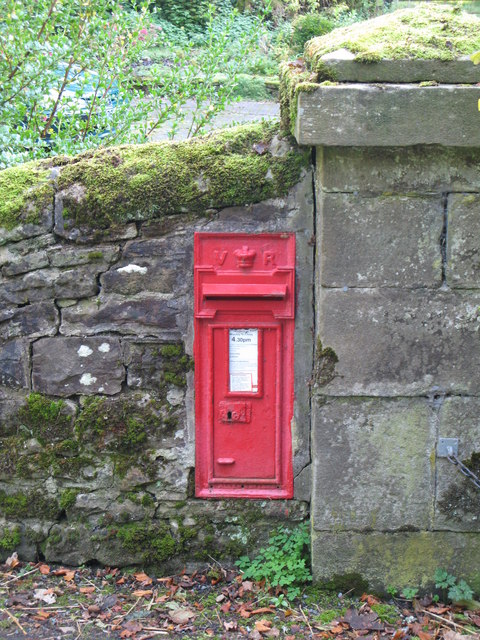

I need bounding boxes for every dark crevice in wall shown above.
[440,193,449,287]
[308,148,317,475]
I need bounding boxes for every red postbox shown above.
[194,233,295,499]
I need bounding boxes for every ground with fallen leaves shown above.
[0,554,479,640]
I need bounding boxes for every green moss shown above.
[59,488,81,511]
[115,521,177,564]
[371,603,400,624]
[305,5,480,71]
[0,437,21,476]
[0,161,54,230]
[322,572,369,595]
[56,122,308,230]
[75,396,153,452]
[279,62,321,136]
[18,393,74,444]
[161,343,193,388]
[0,526,21,551]
[87,251,104,260]
[0,490,59,521]
[314,338,339,386]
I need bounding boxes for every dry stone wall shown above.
[0,123,311,568]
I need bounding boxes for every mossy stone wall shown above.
[0,123,312,569]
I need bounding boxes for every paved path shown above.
[148,99,279,142]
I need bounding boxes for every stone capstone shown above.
[32,337,124,397]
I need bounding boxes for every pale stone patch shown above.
[77,345,93,357]
[79,373,97,386]
[117,264,147,274]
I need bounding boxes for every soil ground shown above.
[0,558,479,640]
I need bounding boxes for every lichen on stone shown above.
[305,4,480,69]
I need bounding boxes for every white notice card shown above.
[229,329,258,393]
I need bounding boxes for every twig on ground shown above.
[0,567,39,586]
[421,609,477,635]
[1,608,27,635]
[299,604,314,637]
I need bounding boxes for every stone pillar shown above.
[296,66,480,590]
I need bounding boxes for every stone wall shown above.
[0,123,311,568]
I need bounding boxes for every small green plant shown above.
[434,568,474,603]
[401,587,419,600]
[236,523,312,600]
[386,585,398,597]
[371,603,400,625]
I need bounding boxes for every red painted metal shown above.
[194,233,295,499]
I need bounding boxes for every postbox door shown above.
[211,325,280,481]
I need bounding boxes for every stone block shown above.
[0,302,58,340]
[1,266,100,305]
[0,389,29,436]
[318,147,480,194]
[101,236,190,296]
[54,190,137,243]
[311,530,480,593]
[0,339,30,388]
[312,397,435,531]
[316,288,480,396]
[60,294,179,338]
[435,397,480,531]
[318,193,442,287]
[32,337,124,397]
[447,194,480,288]
[48,245,119,268]
[0,206,53,246]
[296,84,480,147]
[0,235,55,269]
[2,251,49,277]
[318,54,480,84]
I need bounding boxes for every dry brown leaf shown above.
[134,572,153,585]
[205,629,215,636]
[242,580,254,591]
[116,577,125,585]
[33,610,51,620]
[5,552,19,569]
[133,589,153,598]
[169,608,196,624]
[265,628,280,638]
[255,619,273,632]
[418,631,433,640]
[38,564,50,575]
[79,586,95,594]
[331,625,345,634]
[251,608,274,616]
[216,594,226,603]
[221,601,232,613]
[224,620,238,631]
[64,570,76,582]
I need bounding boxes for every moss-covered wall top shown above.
[0,122,309,234]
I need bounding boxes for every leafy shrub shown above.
[290,11,335,51]
[236,523,312,599]
[0,0,267,168]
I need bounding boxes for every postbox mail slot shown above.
[203,283,287,299]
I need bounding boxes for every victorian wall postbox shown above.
[194,233,295,499]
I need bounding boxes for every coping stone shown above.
[320,52,480,84]
[296,84,480,147]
